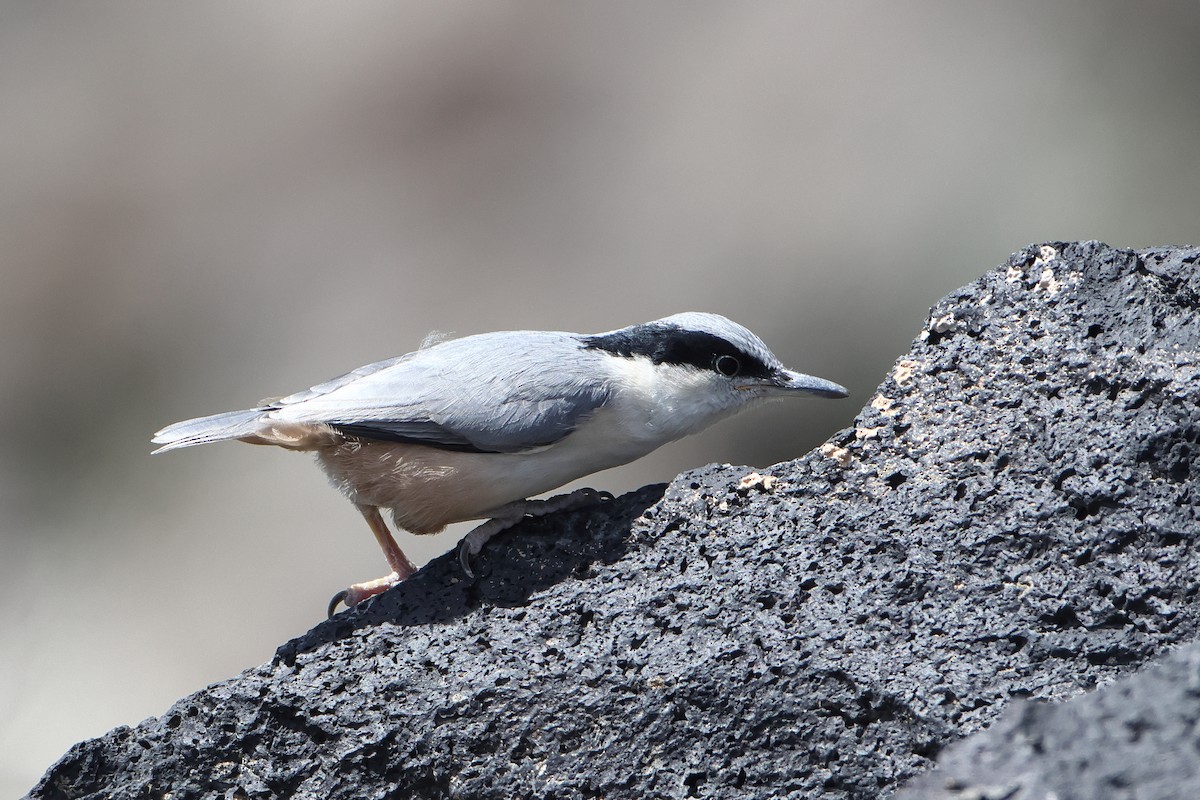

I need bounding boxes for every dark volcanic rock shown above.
[895,639,1200,800]
[29,242,1200,799]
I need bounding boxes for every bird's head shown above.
[581,312,847,439]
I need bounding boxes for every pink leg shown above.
[327,504,417,617]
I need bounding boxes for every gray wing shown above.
[268,330,611,453]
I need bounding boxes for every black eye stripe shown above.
[582,325,773,379]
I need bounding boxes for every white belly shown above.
[313,364,741,534]
[314,406,666,534]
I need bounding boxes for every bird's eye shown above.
[714,354,741,377]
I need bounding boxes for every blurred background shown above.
[3,1,1199,792]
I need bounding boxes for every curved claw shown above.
[327,589,349,619]
[458,539,477,579]
[455,489,616,579]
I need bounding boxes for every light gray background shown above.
[4,2,1198,793]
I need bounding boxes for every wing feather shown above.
[268,331,609,453]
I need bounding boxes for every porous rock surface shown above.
[895,638,1200,800]
[29,242,1200,799]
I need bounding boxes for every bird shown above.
[152,312,848,615]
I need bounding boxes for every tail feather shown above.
[151,408,266,453]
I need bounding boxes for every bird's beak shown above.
[763,369,849,398]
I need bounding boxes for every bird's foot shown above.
[327,571,401,618]
[457,487,614,578]
[326,504,419,617]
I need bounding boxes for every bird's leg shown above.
[458,487,612,578]
[327,504,417,617]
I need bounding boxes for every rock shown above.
[894,639,1200,800]
[28,242,1200,799]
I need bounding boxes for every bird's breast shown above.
[312,360,733,533]
[314,411,659,534]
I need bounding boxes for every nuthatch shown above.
[152,312,847,615]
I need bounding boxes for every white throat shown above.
[598,355,750,447]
